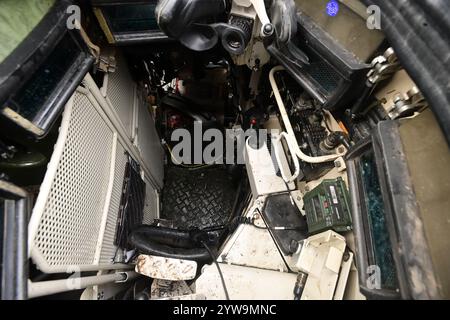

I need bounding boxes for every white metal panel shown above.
[244,138,294,198]
[29,70,163,273]
[103,54,135,139]
[30,91,118,272]
[219,196,288,272]
[136,91,164,186]
[291,231,347,300]
[142,175,159,225]
[100,55,163,189]
[86,74,162,190]
[196,264,297,300]
[99,142,128,264]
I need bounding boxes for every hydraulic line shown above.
[269,66,345,164]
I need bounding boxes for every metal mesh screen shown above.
[105,54,135,138]
[30,71,162,272]
[99,142,128,264]
[33,92,114,269]
[304,60,341,95]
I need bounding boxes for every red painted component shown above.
[168,114,182,129]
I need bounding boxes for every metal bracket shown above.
[98,54,117,73]
[249,0,274,37]
[388,87,428,120]
[75,20,101,63]
[232,0,273,37]
[367,47,401,86]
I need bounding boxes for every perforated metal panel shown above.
[29,71,163,273]
[30,91,117,272]
[105,54,135,138]
[103,55,164,188]
[99,142,128,264]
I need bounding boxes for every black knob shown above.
[263,23,274,36]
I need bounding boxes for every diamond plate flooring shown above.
[161,166,236,230]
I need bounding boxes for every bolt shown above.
[343,251,350,262]
[335,160,342,168]
[263,23,274,36]
[394,93,403,103]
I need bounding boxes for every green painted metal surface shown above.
[0,0,55,63]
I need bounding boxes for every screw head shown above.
[263,24,274,36]
[335,160,342,168]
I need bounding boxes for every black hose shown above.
[131,225,200,249]
[129,226,213,264]
[201,241,230,300]
[129,173,249,265]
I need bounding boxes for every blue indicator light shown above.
[326,0,340,17]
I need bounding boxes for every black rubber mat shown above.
[262,193,308,255]
[161,166,236,230]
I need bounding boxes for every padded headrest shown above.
[156,0,227,51]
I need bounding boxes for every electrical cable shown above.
[201,241,230,300]
[164,143,215,169]
[207,215,305,232]
[247,217,305,231]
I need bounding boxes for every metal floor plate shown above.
[161,166,235,230]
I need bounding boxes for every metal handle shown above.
[273,132,300,184]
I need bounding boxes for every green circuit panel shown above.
[303,177,352,234]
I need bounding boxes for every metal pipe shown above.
[28,271,138,299]
[269,66,345,164]
[2,198,28,300]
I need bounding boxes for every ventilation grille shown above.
[99,142,128,264]
[304,60,341,95]
[30,73,162,272]
[106,54,135,138]
[114,155,146,249]
[33,92,114,269]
